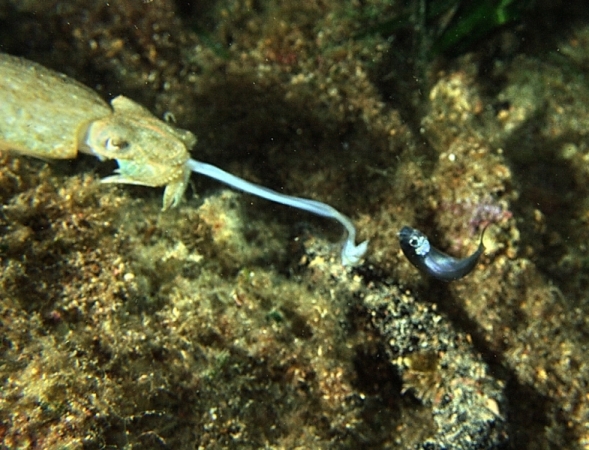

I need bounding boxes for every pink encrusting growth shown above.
[440,196,512,234]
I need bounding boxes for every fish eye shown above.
[105,137,130,152]
[409,237,419,247]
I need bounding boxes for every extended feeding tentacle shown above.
[187,159,368,266]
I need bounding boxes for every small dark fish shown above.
[398,226,487,281]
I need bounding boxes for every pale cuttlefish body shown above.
[0,53,367,266]
[398,226,487,281]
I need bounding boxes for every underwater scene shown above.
[0,0,588,448]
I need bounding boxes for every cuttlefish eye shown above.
[105,137,130,152]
